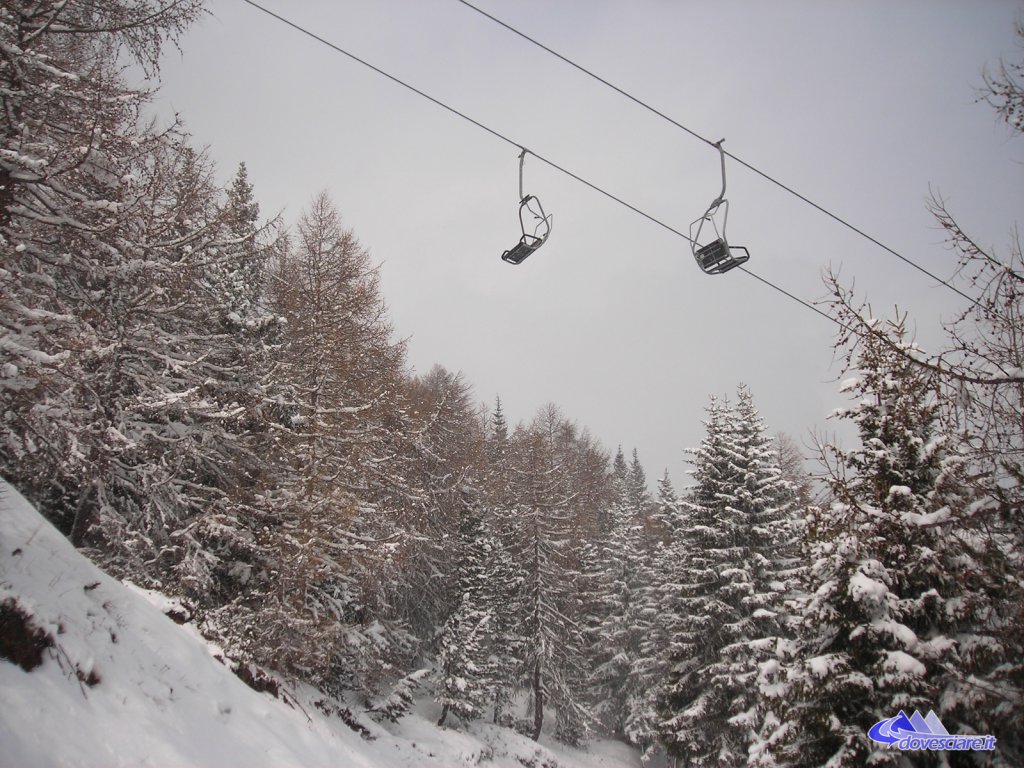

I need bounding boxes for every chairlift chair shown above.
[689,140,750,275]
[502,149,552,265]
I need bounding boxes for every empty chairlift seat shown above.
[502,229,545,265]
[689,140,750,275]
[501,150,552,265]
[694,234,750,275]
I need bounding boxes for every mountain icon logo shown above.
[868,710,948,745]
[867,710,996,752]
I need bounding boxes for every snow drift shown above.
[0,479,639,768]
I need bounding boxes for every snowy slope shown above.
[0,480,640,768]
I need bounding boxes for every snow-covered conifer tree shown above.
[585,446,652,742]
[0,0,289,598]
[436,491,501,726]
[510,405,592,744]
[390,366,487,642]
[764,312,1010,766]
[252,192,412,693]
[623,470,682,762]
[652,470,684,532]
[658,387,796,767]
[803,35,1024,761]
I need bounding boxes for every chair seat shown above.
[502,236,541,265]
[695,238,748,274]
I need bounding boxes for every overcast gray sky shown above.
[153,0,1023,486]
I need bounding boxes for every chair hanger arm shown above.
[518,148,528,202]
[711,138,727,207]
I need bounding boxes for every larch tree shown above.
[131,147,282,601]
[510,405,593,745]
[774,433,814,509]
[395,365,486,642]
[254,191,412,695]
[181,159,290,650]
[0,0,288,599]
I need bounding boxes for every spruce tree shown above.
[476,395,526,724]
[624,470,682,762]
[585,447,653,742]
[436,492,499,726]
[767,314,1004,766]
[812,34,1024,761]
[658,387,796,767]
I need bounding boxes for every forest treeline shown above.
[1,4,1022,766]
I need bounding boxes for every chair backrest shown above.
[697,239,728,270]
[694,239,749,275]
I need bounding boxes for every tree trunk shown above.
[530,657,543,741]
[70,481,97,547]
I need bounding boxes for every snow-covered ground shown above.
[0,479,641,768]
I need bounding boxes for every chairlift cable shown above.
[236,0,851,332]
[235,1,687,238]
[454,0,980,310]
[736,266,840,328]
